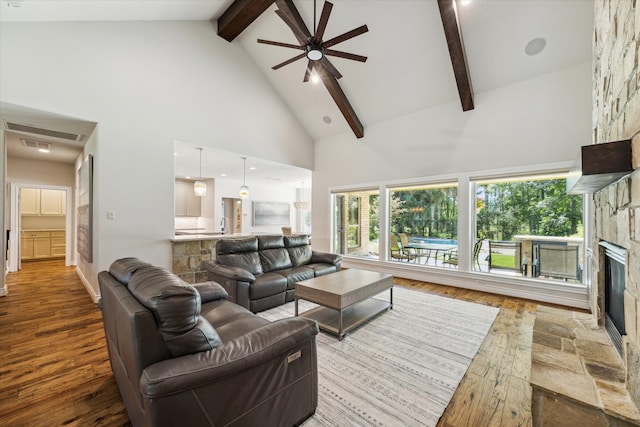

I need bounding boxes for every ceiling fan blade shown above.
[324,49,367,62]
[323,24,369,49]
[303,60,315,82]
[257,39,305,50]
[272,52,307,70]
[314,1,333,43]
[275,9,310,44]
[319,56,342,79]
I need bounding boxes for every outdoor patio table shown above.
[403,242,457,266]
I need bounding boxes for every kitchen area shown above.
[172,142,312,283]
[19,187,67,263]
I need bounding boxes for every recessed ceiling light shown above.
[460,0,472,6]
[525,37,546,56]
[249,167,256,170]
[221,173,227,177]
[322,116,332,124]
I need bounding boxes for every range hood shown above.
[567,139,633,194]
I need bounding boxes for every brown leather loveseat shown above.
[204,235,342,313]
[98,257,318,427]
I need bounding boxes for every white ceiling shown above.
[0,0,594,172]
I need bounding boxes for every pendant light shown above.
[294,181,311,210]
[194,147,206,197]
[238,156,249,198]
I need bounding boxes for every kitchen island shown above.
[171,233,252,283]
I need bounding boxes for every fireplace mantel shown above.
[567,139,633,194]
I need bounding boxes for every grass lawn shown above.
[490,254,516,269]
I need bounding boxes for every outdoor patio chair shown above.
[390,233,416,262]
[533,243,581,281]
[442,239,484,269]
[398,233,419,258]
[488,240,523,274]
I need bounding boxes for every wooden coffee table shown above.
[295,269,393,340]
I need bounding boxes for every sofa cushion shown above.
[251,272,288,299]
[109,257,153,284]
[306,263,340,276]
[127,266,222,357]
[286,245,312,267]
[258,235,285,250]
[276,266,315,290]
[260,248,293,272]
[284,235,309,248]
[217,252,263,275]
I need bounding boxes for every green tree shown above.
[476,179,582,240]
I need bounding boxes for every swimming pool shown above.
[410,237,458,245]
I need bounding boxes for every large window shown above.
[389,183,458,267]
[333,189,379,258]
[474,174,583,282]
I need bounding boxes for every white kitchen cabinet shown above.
[20,188,40,215]
[21,231,55,260]
[175,180,201,217]
[21,189,66,216]
[40,189,66,215]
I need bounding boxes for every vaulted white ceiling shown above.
[1,0,594,170]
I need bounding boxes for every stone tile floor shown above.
[530,305,640,426]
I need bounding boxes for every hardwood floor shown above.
[0,260,582,426]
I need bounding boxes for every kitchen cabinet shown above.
[50,231,66,257]
[175,180,201,217]
[21,188,40,215]
[21,230,65,260]
[40,189,66,215]
[21,189,66,216]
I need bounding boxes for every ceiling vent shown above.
[22,139,52,152]
[5,121,82,141]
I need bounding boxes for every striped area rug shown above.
[258,286,499,426]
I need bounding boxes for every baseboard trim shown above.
[0,284,7,297]
[342,258,590,310]
[76,266,100,304]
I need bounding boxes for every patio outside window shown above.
[474,174,584,283]
[388,183,458,267]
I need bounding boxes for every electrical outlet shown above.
[106,210,115,220]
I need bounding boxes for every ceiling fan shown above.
[257,0,368,82]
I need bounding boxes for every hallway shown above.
[0,260,129,426]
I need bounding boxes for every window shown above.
[388,183,458,267]
[333,189,379,258]
[474,174,583,282]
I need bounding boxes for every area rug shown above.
[258,286,499,426]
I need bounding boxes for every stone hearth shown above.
[530,305,640,426]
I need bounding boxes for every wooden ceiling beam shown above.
[318,67,365,139]
[217,0,276,42]
[437,0,474,111]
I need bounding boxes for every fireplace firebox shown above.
[600,242,626,356]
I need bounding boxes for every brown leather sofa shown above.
[98,257,318,427]
[203,235,342,313]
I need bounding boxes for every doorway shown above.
[221,197,242,234]
[9,184,73,272]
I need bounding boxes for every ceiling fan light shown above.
[307,49,323,61]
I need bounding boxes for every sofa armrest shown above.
[192,281,228,303]
[140,317,318,397]
[310,251,342,266]
[203,262,256,283]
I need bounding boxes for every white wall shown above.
[7,157,75,186]
[311,63,593,251]
[0,21,314,293]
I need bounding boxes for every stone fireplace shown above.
[590,0,640,415]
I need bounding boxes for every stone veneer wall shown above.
[592,0,640,410]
